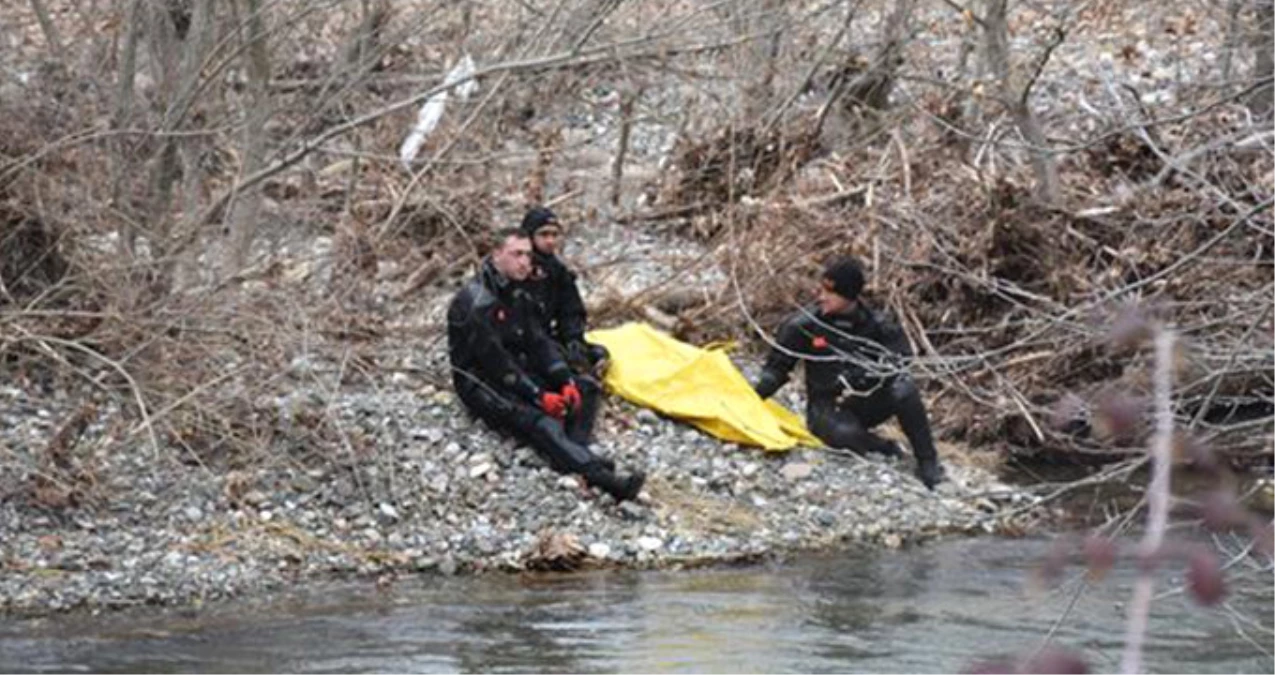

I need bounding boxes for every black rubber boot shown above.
[915,458,943,491]
[869,436,903,458]
[585,465,646,502]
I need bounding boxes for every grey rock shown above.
[780,463,814,481]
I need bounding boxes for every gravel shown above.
[0,362,1044,618]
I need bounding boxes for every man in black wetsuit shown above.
[519,206,610,376]
[752,257,944,490]
[447,228,644,501]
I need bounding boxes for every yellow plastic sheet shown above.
[587,322,820,451]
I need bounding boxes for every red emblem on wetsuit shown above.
[812,336,828,349]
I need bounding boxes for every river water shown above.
[2,536,1270,674]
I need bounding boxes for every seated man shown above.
[447,227,644,501]
[519,206,611,376]
[752,257,944,490]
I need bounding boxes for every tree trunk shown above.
[983,0,1060,205]
[28,0,66,62]
[858,0,915,111]
[1247,0,1274,117]
[1221,0,1246,81]
[611,89,636,207]
[732,0,786,121]
[225,0,273,278]
[122,0,216,297]
[111,0,142,260]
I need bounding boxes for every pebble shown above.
[636,536,663,552]
[588,543,611,558]
[780,463,814,481]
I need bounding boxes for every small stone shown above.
[378,503,400,521]
[740,462,759,478]
[781,463,814,481]
[588,543,611,558]
[243,490,268,507]
[438,557,458,576]
[183,506,203,522]
[469,463,492,479]
[636,536,663,552]
[617,501,647,521]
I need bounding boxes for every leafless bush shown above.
[0,0,1270,509]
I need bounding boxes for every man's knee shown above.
[889,374,921,401]
[811,414,869,450]
[465,388,543,435]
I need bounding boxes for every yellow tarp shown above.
[587,322,820,451]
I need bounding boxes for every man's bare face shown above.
[532,225,562,256]
[492,234,533,281]
[817,277,853,315]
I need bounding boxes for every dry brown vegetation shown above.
[1,0,1271,508]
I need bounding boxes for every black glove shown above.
[565,340,591,369]
[915,459,943,491]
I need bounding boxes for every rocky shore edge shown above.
[1,379,1044,618]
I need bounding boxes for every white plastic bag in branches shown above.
[399,54,478,169]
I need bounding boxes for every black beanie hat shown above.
[822,257,865,300]
[520,206,559,236]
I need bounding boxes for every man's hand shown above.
[560,382,583,414]
[566,341,590,369]
[540,391,568,418]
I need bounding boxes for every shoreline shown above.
[1,383,1044,619]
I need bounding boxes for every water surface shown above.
[2,536,1270,673]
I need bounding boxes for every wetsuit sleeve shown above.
[874,310,914,359]
[463,301,545,404]
[554,265,589,344]
[527,306,574,389]
[754,316,805,399]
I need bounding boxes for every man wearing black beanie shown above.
[519,206,611,376]
[752,257,944,490]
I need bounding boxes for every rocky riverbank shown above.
[1,364,1047,617]
[0,67,1046,618]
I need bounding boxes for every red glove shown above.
[540,391,567,418]
[561,382,583,414]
